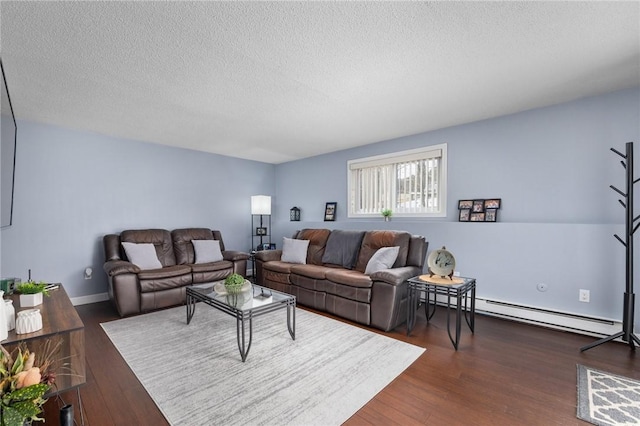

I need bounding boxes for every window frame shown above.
[347,143,448,218]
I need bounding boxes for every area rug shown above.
[577,364,640,425]
[101,305,425,425]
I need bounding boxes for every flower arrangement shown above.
[0,342,59,426]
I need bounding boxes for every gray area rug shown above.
[577,364,640,425]
[101,305,425,425]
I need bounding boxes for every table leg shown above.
[407,286,416,335]
[287,301,296,340]
[425,287,436,322]
[186,293,196,324]
[236,314,253,362]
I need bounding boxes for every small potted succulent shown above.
[16,280,49,307]
[381,209,393,222]
[224,273,246,295]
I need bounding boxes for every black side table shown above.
[406,276,476,350]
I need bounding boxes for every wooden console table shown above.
[2,285,85,396]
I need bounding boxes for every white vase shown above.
[4,299,15,331]
[0,291,7,341]
[16,309,43,334]
[19,292,43,307]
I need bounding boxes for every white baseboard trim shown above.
[70,292,109,306]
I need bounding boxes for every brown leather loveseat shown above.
[255,229,428,331]
[103,228,249,316]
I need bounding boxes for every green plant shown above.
[0,342,60,426]
[15,281,48,296]
[224,274,245,294]
[381,209,393,217]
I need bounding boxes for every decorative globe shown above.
[224,273,246,294]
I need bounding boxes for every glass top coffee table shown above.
[186,283,296,362]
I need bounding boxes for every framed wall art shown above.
[324,202,337,221]
[458,198,502,222]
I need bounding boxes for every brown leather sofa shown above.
[103,228,249,317]
[255,229,428,331]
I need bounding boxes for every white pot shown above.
[19,292,43,307]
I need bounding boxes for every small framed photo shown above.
[324,202,337,221]
[484,199,501,209]
[255,227,267,236]
[268,243,276,250]
[459,209,471,222]
[458,200,473,210]
[470,212,485,222]
[472,200,485,213]
[485,209,498,222]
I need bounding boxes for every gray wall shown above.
[0,120,275,297]
[273,88,640,324]
[1,88,639,327]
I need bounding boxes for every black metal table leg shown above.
[186,293,196,324]
[236,314,253,362]
[287,301,296,340]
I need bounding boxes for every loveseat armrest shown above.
[370,266,421,286]
[254,250,283,262]
[104,260,140,277]
[223,250,250,262]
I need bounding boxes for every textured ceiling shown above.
[1,1,639,164]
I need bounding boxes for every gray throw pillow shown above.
[121,242,162,270]
[321,230,365,269]
[281,237,309,264]
[365,246,400,275]
[192,239,224,264]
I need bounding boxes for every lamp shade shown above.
[251,195,271,215]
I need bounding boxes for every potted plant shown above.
[15,281,49,308]
[381,209,393,222]
[224,274,246,295]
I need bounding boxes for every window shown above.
[348,144,447,218]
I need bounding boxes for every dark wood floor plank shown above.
[36,301,639,425]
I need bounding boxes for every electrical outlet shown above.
[579,289,590,303]
[453,271,461,277]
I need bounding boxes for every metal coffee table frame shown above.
[186,284,296,362]
[406,276,476,350]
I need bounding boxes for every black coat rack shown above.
[581,141,640,352]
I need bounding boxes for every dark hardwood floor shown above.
[40,301,638,426]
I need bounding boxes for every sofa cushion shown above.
[192,239,224,263]
[171,228,215,264]
[121,242,162,270]
[190,260,233,273]
[321,230,365,269]
[354,231,411,272]
[365,246,400,275]
[263,260,296,274]
[290,264,334,280]
[121,229,176,266]
[295,229,331,265]
[281,237,310,264]
[325,269,372,288]
[137,264,192,281]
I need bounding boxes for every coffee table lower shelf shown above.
[186,284,295,362]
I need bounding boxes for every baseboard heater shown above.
[427,293,622,338]
[475,297,621,338]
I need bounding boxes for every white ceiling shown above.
[1,1,639,164]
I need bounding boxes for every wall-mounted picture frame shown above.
[458,200,473,210]
[324,202,337,221]
[472,200,485,213]
[470,212,485,222]
[460,198,502,222]
[255,227,267,236]
[484,198,501,209]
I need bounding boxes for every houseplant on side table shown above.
[15,281,49,308]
